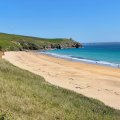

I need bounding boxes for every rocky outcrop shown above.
[14,37,83,50]
[72,43,82,48]
[0,33,83,51]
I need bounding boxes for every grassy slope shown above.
[0,59,120,120]
[0,33,79,50]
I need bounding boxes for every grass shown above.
[0,59,120,120]
[0,33,80,51]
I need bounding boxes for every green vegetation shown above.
[0,33,82,51]
[0,59,120,120]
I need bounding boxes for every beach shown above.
[3,51,120,110]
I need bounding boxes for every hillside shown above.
[0,59,120,119]
[0,33,82,51]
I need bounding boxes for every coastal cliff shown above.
[0,33,82,51]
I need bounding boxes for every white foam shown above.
[40,52,119,68]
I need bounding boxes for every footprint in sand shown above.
[69,78,74,80]
[114,92,119,96]
[70,82,91,89]
[104,89,113,92]
[75,86,83,89]
[103,89,119,96]
[54,74,59,77]
[75,85,90,89]
[47,73,51,76]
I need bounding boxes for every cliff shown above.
[0,33,82,51]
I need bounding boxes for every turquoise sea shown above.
[40,42,120,68]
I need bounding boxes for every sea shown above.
[40,42,120,68]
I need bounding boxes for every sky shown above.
[0,0,120,43]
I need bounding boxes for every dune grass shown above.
[0,59,120,120]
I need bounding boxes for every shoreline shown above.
[3,51,120,110]
[40,50,120,68]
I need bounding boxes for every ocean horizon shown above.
[40,42,120,68]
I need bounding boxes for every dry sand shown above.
[3,51,120,110]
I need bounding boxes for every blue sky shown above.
[0,0,120,43]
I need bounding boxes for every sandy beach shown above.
[3,51,120,110]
